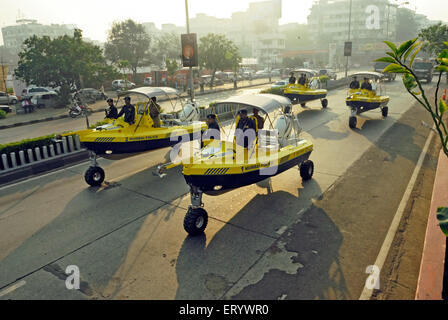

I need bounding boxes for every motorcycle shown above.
[69,92,93,118]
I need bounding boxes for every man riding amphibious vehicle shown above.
[156,93,315,236]
[283,69,329,108]
[345,72,390,128]
[67,87,207,186]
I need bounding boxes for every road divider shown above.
[0,134,87,186]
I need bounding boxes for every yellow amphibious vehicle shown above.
[156,93,315,236]
[283,68,328,108]
[346,72,390,128]
[70,87,207,186]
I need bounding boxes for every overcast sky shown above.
[0,0,446,44]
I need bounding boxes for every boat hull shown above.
[81,132,197,155]
[184,150,312,195]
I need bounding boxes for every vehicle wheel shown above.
[321,99,328,108]
[300,160,314,181]
[382,106,388,118]
[184,207,208,236]
[69,110,78,118]
[10,99,17,105]
[84,166,105,186]
[349,116,357,128]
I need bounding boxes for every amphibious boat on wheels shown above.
[66,87,207,186]
[345,72,390,128]
[283,69,329,108]
[156,93,315,236]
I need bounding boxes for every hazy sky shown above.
[0,0,446,44]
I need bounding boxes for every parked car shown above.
[78,88,107,101]
[30,92,60,108]
[143,77,153,86]
[21,87,57,99]
[318,69,337,80]
[271,80,289,89]
[112,79,136,90]
[200,75,224,86]
[0,91,18,105]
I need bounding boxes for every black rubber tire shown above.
[300,160,314,181]
[10,99,17,105]
[349,116,357,129]
[184,207,208,236]
[84,166,105,186]
[382,106,388,118]
[321,99,328,108]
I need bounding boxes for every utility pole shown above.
[185,0,194,101]
[345,0,352,78]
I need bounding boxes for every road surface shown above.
[0,80,439,299]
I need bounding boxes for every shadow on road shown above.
[174,177,348,300]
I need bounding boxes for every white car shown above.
[21,87,57,99]
[271,80,288,88]
[112,79,136,90]
[0,91,18,105]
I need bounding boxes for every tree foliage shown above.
[377,38,448,158]
[105,19,151,81]
[419,22,448,56]
[378,38,448,237]
[15,29,117,105]
[152,32,181,67]
[198,33,241,87]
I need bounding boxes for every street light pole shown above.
[345,0,352,78]
[185,0,194,101]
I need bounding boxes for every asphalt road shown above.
[0,80,438,299]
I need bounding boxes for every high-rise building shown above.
[1,19,76,52]
[307,0,403,65]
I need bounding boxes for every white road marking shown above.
[359,128,435,300]
[0,280,26,298]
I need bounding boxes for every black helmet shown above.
[107,98,113,103]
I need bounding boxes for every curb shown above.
[415,149,448,300]
[0,149,89,187]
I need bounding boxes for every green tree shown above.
[152,32,181,67]
[15,29,117,106]
[105,19,151,82]
[198,33,242,87]
[165,58,179,86]
[419,22,448,57]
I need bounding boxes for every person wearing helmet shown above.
[105,98,118,119]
